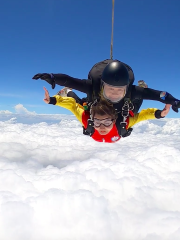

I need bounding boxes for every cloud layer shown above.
[0,114,180,240]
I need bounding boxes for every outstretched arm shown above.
[43,87,84,124]
[33,73,91,94]
[133,86,180,112]
[129,104,171,128]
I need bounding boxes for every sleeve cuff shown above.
[155,110,164,119]
[49,97,57,105]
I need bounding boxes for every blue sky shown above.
[0,0,180,117]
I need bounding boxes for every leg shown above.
[67,91,82,104]
[57,87,87,105]
[138,80,148,88]
[67,92,88,105]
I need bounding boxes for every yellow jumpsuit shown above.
[53,95,158,128]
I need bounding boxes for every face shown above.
[103,83,127,103]
[93,114,116,135]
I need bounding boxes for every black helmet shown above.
[101,61,130,86]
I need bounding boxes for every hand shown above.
[32,73,55,89]
[172,100,180,113]
[161,104,171,117]
[43,87,50,104]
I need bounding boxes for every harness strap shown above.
[82,101,96,137]
[83,119,94,136]
[116,98,134,138]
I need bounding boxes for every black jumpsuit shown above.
[51,73,179,113]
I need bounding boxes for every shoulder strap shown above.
[115,98,134,138]
[115,115,133,138]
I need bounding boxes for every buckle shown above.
[120,122,127,129]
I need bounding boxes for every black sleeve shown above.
[132,86,179,104]
[49,97,56,105]
[53,74,92,94]
[155,110,164,119]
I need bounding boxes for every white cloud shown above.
[0,110,12,114]
[14,104,36,115]
[0,115,180,239]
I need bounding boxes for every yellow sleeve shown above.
[128,108,158,128]
[53,95,84,124]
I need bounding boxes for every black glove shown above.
[172,101,180,113]
[32,73,56,89]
